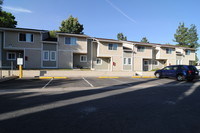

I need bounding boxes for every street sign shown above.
[17,58,23,65]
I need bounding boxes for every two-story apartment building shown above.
[0,27,196,71]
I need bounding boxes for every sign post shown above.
[17,58,23,79]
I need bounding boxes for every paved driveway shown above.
[0,78,200,133]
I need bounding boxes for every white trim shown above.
[80,55,87,62]
[50,51,56,61]
[4,47,41,50]
[64,37,77,45]
[56,44,58,68]
[23,49,26,68]
[18,33,34,43]
[71,51,73,68]
[43,51,49,61]
[7,52,16,60]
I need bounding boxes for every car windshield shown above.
[188,66,198,71]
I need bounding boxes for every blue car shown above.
[154,65,199,81]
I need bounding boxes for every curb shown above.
[132,76,156,78]
[38,77,68,79]
[0,76,18,83]
[98,76,119,79]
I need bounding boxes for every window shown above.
[166,48,172,54]
[137,46,145,52]
[123,58,131,65]
[80,55,87,62]
[96,58,102,65]
[65,37,77,45]
[43,51,49,61]
[7,52,16,60]
[163,66,172,70]
[108,44,118,50]
[50,51,56,61]
[185,50,191,55]
[19,33,33,42]
[144,60,149,66]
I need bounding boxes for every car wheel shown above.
[176,75,184,81]
[155,73,160,78]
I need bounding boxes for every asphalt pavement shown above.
[0,77,200,133]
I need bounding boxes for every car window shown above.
[188,66,198,71]
[172,66,178,70]
[163,66,172,70]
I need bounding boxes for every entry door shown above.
[143,60,149,71]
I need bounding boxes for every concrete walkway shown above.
[9,70,155,78]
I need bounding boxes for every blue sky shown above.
[2,0,200,59]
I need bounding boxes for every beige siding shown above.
[134,57,142,71]
[182,50,195,65]
[112,56,122,71]
[58,35,87,53]
[123,51,132,71]
[73,54,90,68]
[98,42,123,56]
[135,46,152,58]
[5,31,41,49]
[159,47,176,60]
[58,51,72,68]
[94,58,109,70]
[43,43,57,51]
[25,49,41,68]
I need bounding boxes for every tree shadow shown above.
[0,79,200,133]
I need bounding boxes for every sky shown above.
[2,0,200,60]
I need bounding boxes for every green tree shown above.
[0,11,17,28]
[141,37,149,43]
[174,23,199,49]
[49,30,59,38]
[0,0,3,11]
[59,15,84,34]
[188,24,199,49]
[117,33,127,41]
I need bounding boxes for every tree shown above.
[0,11,17,28]
[117,33,127,41]
[141,37,149,43]
[0,0,3,11]
[49,30,59,38]
[59,15,84,34]
[188,24,199,49]
[174,22,199,49]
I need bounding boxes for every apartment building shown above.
[0,27,196,71]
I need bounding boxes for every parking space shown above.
[0,77,199,90]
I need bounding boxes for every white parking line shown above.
[42,78,53,89]
[82,77,94,87]
[110,78,132,86]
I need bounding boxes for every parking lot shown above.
[1,77,200,133]
[0,77,199,90]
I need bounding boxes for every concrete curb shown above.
[0,76,18,83]
[132,76,156,78]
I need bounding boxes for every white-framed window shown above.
[137,46,145,52]
[108,44,118,50]
[65,37,77,45]
[19,33,33,42]
[96,58,102,65]
[185,50,191,55]
[50,51,56,61]
[43,51,49,61]
[7,52,16,60]
[144,60,149,66]
[80,55,87,62]
[166,48,172,54]
[123,58,132,65]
